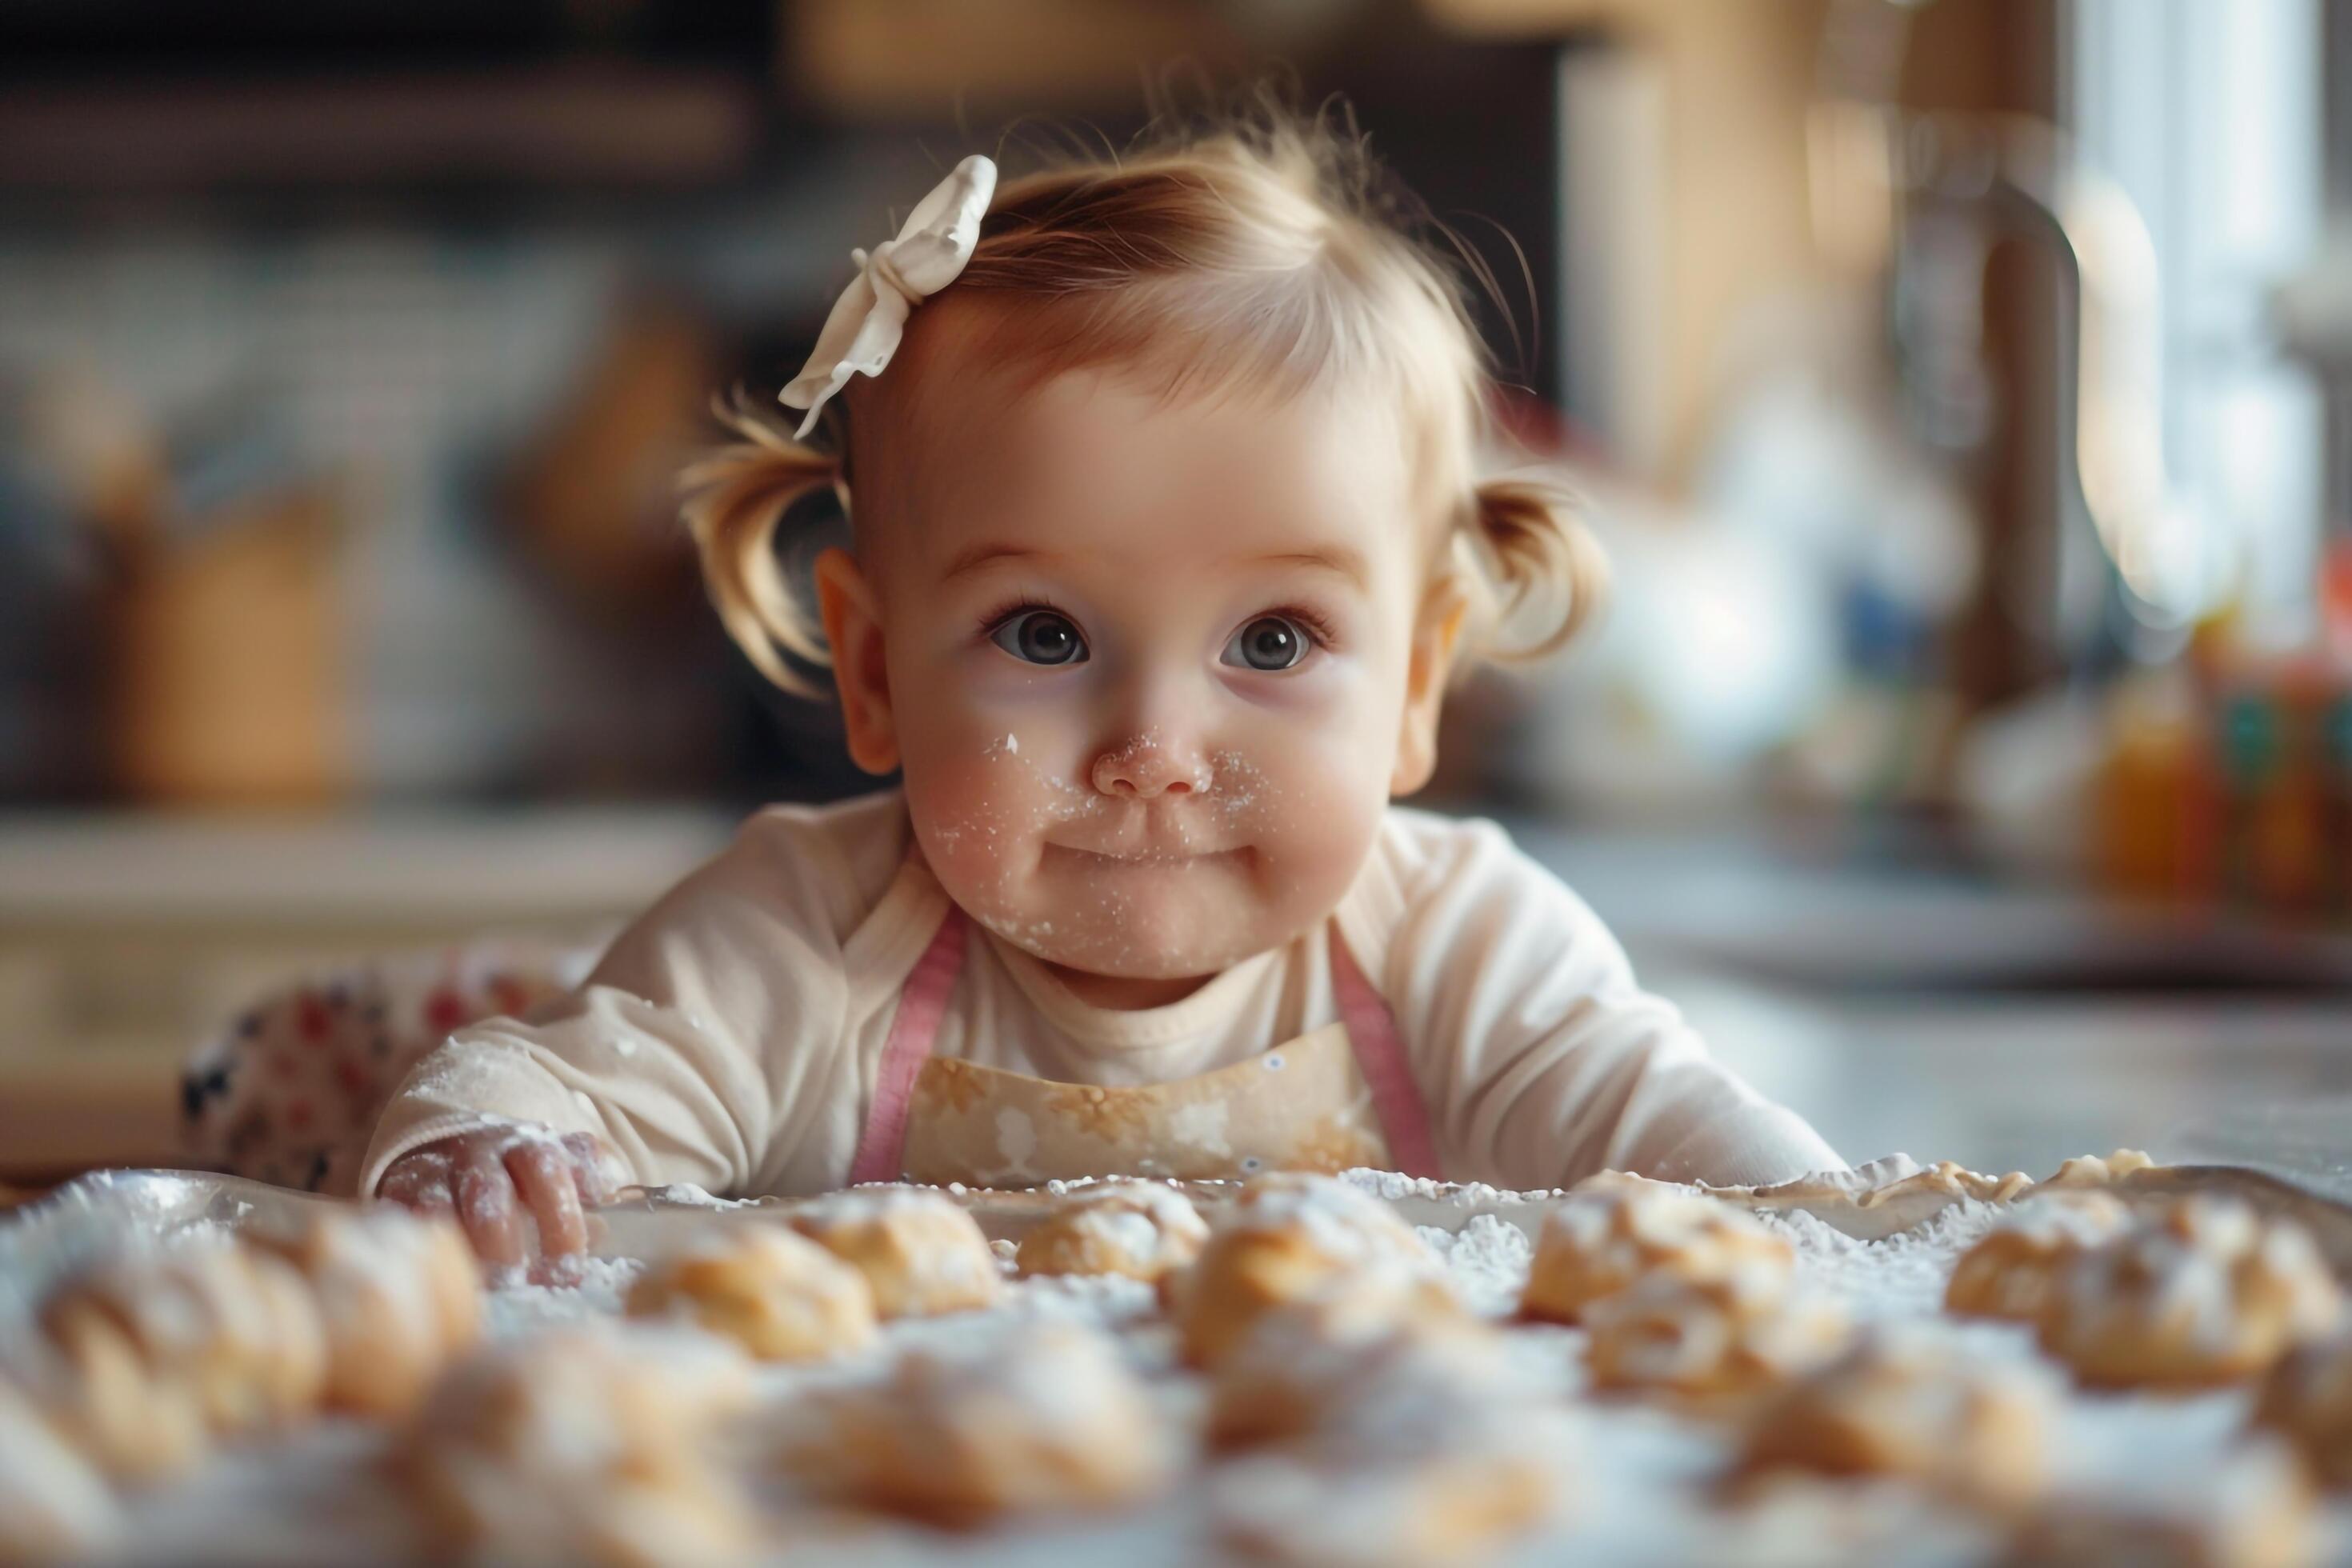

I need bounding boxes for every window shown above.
[2066,0,2327,636]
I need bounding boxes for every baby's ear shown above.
[814,547,899,774]
[1390,578,1468,798]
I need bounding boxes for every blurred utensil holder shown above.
[104,482,350,806]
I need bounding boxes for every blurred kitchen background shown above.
[3,0,2349,1189]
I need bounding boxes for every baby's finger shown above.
[560,1132,615,1207]
[377,1155,456,1218]
[505,1140,588,1259]
[450,1141,526,1268]
[386,1181,458,1222]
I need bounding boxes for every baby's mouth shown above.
[1044,801,1253,870]
[1043,839,1246,869]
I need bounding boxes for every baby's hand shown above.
[377,1123,615,1269]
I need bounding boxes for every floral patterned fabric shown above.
[898,1021,1394,1188]
[178,930,608,1194]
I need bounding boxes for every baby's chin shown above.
[1002,926,1271,985]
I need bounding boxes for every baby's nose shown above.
[1090,734,1212,798]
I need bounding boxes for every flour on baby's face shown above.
[918,726,1318,982]
[872,364,1433,996]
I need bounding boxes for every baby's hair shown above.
[682,82,1606,698]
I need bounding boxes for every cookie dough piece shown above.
[1585,1265,1849,1411]
[1207,1262,1504,1450]
[2038,1198,2342,1390]
[400,1324,757,1568]
[0,1379,122,1564]
[267,1206,483,1418]
[1166,1173,1446,1369]
[8,1312,207,1481]
[1015,1182,1210,1283]
[1946,1192,2134,1324]
[784,1188,1002,1319]
[1734,1328,2059,1510]
[2253,1328,2352,1490]
[45,1239,326,1438]
[805,1320,1172,1526]
[627,1225,876,1363]
[1521,1183,1793,1326]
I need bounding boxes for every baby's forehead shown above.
[856,300,1422,572]
[946,380,1404,574]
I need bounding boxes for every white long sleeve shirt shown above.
[359,790,1840,1198]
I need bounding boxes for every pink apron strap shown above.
[1330,930,1444,1180]
[847,904,970,1186]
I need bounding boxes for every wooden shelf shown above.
[0,66,764,192]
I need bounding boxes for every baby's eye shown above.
[1222,614,1312,673]
[990,610,1089,666]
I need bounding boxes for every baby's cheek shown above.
[903,721,1094,906]
[1222,728,1390,915]
[904,750,1022,894]
[1262,786,1384,919]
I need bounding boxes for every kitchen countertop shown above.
[0,806,733,930]
[1511,818,2352,991]
[1509,822,2352,1176]
[0,808,733,1179]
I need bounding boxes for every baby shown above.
[370,103,1839,1266]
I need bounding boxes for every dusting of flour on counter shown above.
[1416,1214,1533,1315]
[1405,1193,2009,1323]
[638,1183,764,1211]
[482,1255,646,1338]
[78,1167,2352,1568]
[1759,1200,2010,1321]
[1343,1167,1555,1210]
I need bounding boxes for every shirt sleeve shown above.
[1379,817,1842,1190]
[355,812,858,1198]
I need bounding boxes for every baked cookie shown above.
[2252,1327,2352,1490]
[803,1320,1172,1526]
[627,1225,876,1363]
[2038,1198,2342,1390]
[2039,1149,2157,1190]
[1585,1265,1849,1411]
[266,1206,483,1418]
[8,1308,208,1481]
[1014,1182,1209,1283]
[400,1324,757,1568]
[1734,1328,2059,1510]
[0,1379,122,1564]
[1945,1191,2134,1324]
[1165,1173,1446,1369]
[1206,1262,1502,1450]
[1521,1182,1793,1326]
[784,1188,1002,1319]
[2002,1442,2316,1568]
[1211,1370,1571,1567]
[43,1238,326,1438]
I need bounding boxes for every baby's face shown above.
[846,357,1439,1004]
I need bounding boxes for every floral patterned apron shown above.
[847,906,1442,1188]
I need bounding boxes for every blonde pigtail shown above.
[678,393,845,697]
[1464,474,1610,660]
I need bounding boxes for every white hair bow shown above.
[778,153,999,440]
